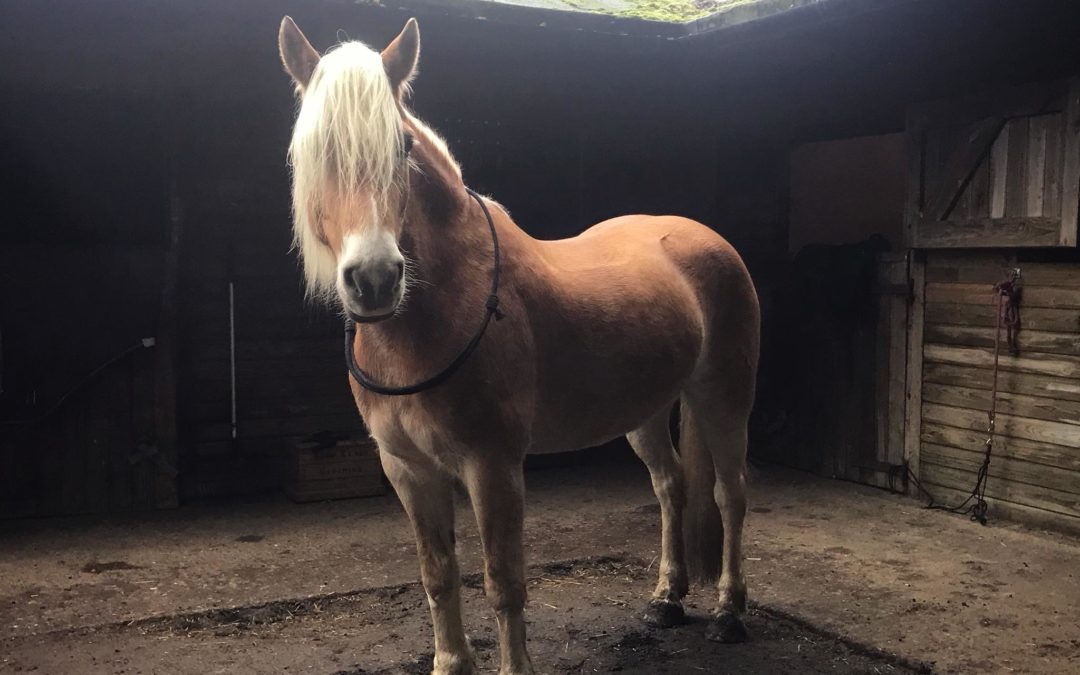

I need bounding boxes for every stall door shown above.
[905,78,1080,248]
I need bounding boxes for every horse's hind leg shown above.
[687,394,751,643]
[463,459,535,675]
[627,405,689,627]
[707,410,750,642]
[380,451,476,675]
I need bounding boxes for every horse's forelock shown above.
[287,40,404,298]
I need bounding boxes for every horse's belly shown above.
[526,299,701,452]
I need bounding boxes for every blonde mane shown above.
[287,41,405,299]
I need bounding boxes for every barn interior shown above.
[4,1,1080,672]
[4,0,1078,522]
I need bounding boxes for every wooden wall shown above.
[917,252,1080,532]
[0,245,174,517]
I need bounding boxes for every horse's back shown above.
[547,214,758,328]
[555,214,750,283]
[519,214,759,451]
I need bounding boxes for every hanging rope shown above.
[903,268,1021,525]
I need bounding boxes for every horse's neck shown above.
[361,168,490,360]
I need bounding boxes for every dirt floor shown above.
[2,462,1079,674]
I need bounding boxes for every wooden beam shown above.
[926,302,1080,333]
[922,422,1080,472]
[925,117,1006,222]
[921,462,1080,519]
[1060,78,1080,246]
[923,382,1080,426]
[924,343,1080,378]
[923,442,1080,496]
[926,282,1080,310]
[903,252,925,495]
[914,480,1080,535]
[923,402,1080,448]
[925,362,1080,403]
[911,217,1061,248]
[924,324,1080,357]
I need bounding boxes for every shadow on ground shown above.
[3,557,930,674]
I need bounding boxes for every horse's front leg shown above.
[463,460,535,675]
[380,451,476,675]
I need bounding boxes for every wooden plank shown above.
[923,402,1080,448]
[1024,286,1080,310]
[875,256,909,468]
[926,117,1006,222]
[1026,115,1050,216]
[965,156,991,220]
[926,282,1080,309]
[911,216,1060,248]
[1061,78,1080,246]
[925,251,1015,283]
[925,302,1080,333]
[989,122,1010,218]
[1020,263,1080,288]
[904,254,926,494]
[924,324,1080,356]
[923,382,1080,426]
[924,343,1080,378]
[925,260,1014,284]
[886,277,908,466]
[922,442,1080,496]
[1004,117,1030,217]
[1041,114,1063,218]
[921,462,1080,519]
[923,423,1080,472]
[913,480,1080,535]
[924,362,1080,403]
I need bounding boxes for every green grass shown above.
[617,0,732,23]
[565,0,767,23]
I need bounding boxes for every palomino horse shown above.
[277,16,760,675]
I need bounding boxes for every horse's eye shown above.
[403,133,414,156]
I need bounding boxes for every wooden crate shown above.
[283,437,385,502]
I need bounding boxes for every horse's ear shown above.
[382,18,420,94]
[279,16,320,91]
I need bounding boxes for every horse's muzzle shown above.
[343,259,404,320]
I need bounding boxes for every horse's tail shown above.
[680,398,722,585]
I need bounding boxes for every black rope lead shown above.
[345,187,503,396]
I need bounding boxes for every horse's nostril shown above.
[347,266,365,294]
[395,261,405,282]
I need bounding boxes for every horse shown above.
[277,16,760,675]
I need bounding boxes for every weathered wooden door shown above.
[901,77,1080,532]
[859,253,911,488]
[905,78,1080,248]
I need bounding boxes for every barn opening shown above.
[2,0,1079,536]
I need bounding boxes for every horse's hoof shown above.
[643,599,685,628]
[705,611,749,643]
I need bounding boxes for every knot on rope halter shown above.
[486,294,504,320]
